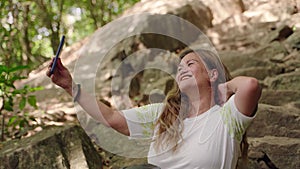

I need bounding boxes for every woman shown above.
[47,48,261,169]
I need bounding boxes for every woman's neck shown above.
[185,88,216,118]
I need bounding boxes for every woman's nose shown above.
[178,67,188,75]
[176,69,188,81]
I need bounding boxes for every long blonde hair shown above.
[154,48,248,165]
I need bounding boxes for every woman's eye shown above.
[188,62,194,66]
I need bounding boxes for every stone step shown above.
[260,90,300,107]
[247,136,300,169]
[247,104,300,138]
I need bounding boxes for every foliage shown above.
[0,0,140,73]
[0,65,43,141]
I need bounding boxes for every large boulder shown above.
[0,124,102,169]
[122,0,213,31]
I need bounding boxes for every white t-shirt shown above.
[122,95,254,169]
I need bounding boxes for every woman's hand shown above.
[218,76,261,116]
[46,58,73,95]
[45,57,130,135]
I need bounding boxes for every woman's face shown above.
[176,52,211,92]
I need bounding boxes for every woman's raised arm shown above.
[219,76,262,117]
[46,58,129,136]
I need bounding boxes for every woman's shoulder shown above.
[122,103,164,121]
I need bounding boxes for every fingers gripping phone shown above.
[50,35,65,75]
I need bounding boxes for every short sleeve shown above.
[219,94,255,142]
[122,103,164,139]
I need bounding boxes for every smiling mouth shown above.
[180,75,192,81]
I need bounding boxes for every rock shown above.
[110,0,215,51]
[122,0,213,31]
[263,71,300,90]
[74,12,212,94]
[244,103,299,169]
[243,0,298,23]
[201,0,245,24]
[0,124,102,169]
[260,90,300,107]
[285,30,300,50]
[270,53,286,63]
[219,51,270,72]
[270,25,294,42]
[247,104,300,138]
[260,25,294,44]
[251,41,288,61]
[280,51,300,73]
[247,136,300,169]
[231,66,282,80]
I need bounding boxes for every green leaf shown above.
[29,86,44,92]
[12,89,23,95]
[0,65,8,73]
[8,116,17,126]
[10,75,27,82]
[27,95,37,109]
[8,65,30,73]
[1,80,16,89]
[19,119,25,128]
[4,101,13,111]
[19,97,26,110]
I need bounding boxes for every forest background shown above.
[0,0,139,141]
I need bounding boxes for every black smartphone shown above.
[50,35,65,75]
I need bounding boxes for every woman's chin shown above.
[178,81,198,93]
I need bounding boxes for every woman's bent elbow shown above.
[246,77,262,99]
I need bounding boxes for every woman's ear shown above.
[209,69,218,82]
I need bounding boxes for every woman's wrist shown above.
[64,81,75,96]
[225,80,237,95]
